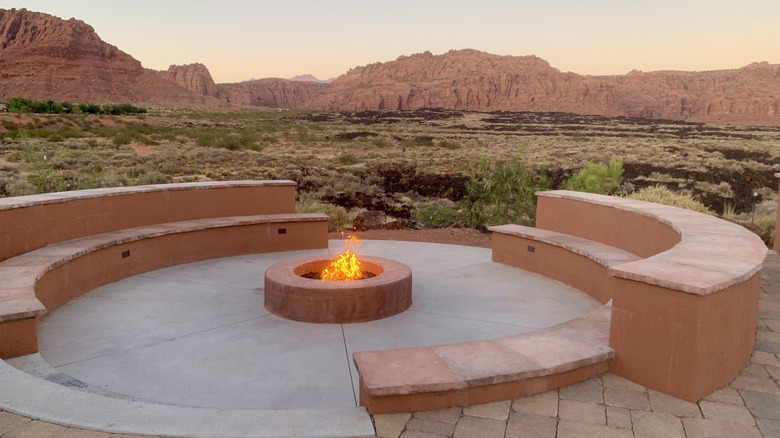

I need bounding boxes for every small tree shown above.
[563,157,624,194]
[462,156,551,226]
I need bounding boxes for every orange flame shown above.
[322,235,364,281]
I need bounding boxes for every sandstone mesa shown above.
[1,8,779,126]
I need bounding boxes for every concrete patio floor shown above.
[1,243,779,437]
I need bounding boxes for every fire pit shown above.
[264,238,412,323]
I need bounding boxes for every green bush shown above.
[626,185,713,215]
[413,204,462,226]
[296,196,357,231]
[563,157,624,194]
[462,156,551,226]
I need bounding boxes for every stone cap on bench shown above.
[0,213,328,323]
[0,180,295,211]
[353,304,614,397]
[536,191,767,295]
[489,224,642,268]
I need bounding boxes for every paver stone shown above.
[505,412,556,438]
[452,415,506,438]
[463,400,511,420]
[699,400,756,426]
[375,413,412,438]
[558,399,606,425]
[631,410,685,438]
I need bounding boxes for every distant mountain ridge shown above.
[1,8,778,126]
[290,74,334,84]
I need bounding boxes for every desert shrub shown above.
[437,140,461,150]
[402,136,435,147]
[462,156,551,226]
[216,136,242,150]
[196,133,216,147]
[337,153,358,165]
[372,138,388,148]
[413,204,462,226]
[112,133,132,146]
[133,171,171,186]
[296,195,358,231]
[6,179,36,196]
[563,157,624,194]
[626,185,713,215]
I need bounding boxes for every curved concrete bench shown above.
[495,190,767,402]
[354,224,628,413]
[354,189,767,413]
[0,181,373,437]
[354,304,614,414]
[0,181,329,359]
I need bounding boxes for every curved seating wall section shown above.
[500,190,767,402]
[0,180,297,263]
[0,181,329,359]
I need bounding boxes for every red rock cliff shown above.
[0,8,213,104]
[305,49,780,125]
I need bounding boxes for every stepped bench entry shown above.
[0,181,329,359]
[353,190,767,414]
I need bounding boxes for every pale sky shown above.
[7,1,780,83]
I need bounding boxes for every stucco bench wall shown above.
[489,224,641,304]
[533,190,767,401]
[0,180,297,263]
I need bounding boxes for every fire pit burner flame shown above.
[321,235,366,281]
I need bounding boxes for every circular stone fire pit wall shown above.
[264,255,412,323]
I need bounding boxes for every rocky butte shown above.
[0,8,217,105]
[150,63,219,98]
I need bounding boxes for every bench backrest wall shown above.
[0,182,296,263]
[536,195,680,258]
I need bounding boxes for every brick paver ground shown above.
[2,254,780,438]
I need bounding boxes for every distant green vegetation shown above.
[4,97,146,115]
[626,185,713,215]
[563,157,624,194]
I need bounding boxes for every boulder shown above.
[353,210,387,231]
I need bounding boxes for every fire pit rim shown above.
[264,254,413,323]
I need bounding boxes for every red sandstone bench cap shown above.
[536,190,767,295]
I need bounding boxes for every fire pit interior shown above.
[264,238,412,323]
